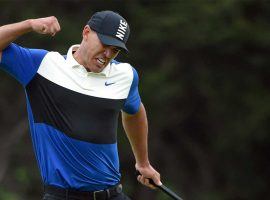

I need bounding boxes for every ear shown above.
[82,25,91,40]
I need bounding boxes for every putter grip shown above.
[135,170,156,186]
[135,171,184,200]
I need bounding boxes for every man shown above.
[0,10,162,200]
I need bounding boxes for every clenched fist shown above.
[29,16,61,36]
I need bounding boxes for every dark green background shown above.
[0,0,270,199]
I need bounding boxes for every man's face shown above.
[80,26,120,73]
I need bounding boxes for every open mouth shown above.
[97,58,106,66]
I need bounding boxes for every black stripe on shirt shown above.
[26,74,125,144]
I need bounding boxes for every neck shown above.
[72,47,81,63]
[73,48,92,72]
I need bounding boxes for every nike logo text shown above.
[116,20,128,40]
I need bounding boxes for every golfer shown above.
[0,10,162,200]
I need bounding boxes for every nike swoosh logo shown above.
[105,81,115,86]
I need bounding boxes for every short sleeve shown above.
[0,43,48,86]
[122,67,141,114]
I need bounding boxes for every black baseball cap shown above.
[87,10,130,52]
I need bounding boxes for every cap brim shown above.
[97,33,129,53]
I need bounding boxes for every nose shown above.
[104,47,114,58]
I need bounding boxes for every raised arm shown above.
[0,16,60,61]
[122,103,162,189]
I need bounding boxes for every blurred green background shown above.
[1,0,270,199]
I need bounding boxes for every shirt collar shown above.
[66,44,111,77]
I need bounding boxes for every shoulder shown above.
[110,59,138,79]
[39,51,66,64]
[111,59,132,70]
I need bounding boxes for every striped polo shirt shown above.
[0,43,141,191]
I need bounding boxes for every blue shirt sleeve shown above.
[122,67,141,114]
[0,43,48,86]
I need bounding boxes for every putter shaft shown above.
[157,184,183,200]
[148,179,183,200]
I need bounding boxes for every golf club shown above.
[136,171,184,200]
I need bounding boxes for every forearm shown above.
[122,103,162,187]
[0,20,32,51]
[122,103,150,167]
[0,16,60,61]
